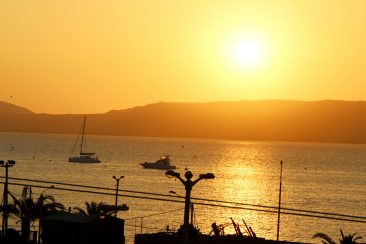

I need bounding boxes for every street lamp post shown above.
[112,176,124,218]
[38,185,54,244]
[166,170,214,244]
[169,190,195,226]
[1,159,15,237]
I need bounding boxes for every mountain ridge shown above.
[1,100,366,144]
[0,101,34,114]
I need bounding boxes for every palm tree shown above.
[313,229,362,244]
[7,186,64,242]
[312,232,336,244]
[339,230,363,244]
[73,201,114,216]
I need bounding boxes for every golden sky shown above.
[1,0,366,114]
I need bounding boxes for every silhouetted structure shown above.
[42,211,124,244]
[1,160,16,237]
[134,232,310,244]
[0,228,22,244]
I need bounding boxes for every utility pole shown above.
[277,160,283,241]
[1,160,15,237]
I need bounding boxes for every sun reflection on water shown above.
[1,134,365,243]
[190,143,282,237]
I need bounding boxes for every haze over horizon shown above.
[2,1,366,114]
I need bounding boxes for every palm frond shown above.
[42,194,56,203]
[73,206,88,216]
[74,201,111,216]
[340,231,363,244]
[312,233,336,244]
[21,186,31,200]
[8,191,22,207]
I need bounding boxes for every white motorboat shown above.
[140,155,176,169]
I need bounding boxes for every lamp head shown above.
[199,173,215,180]
[166,170,180,178]
[8,160,15,165]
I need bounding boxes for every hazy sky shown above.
[1,1,366,114]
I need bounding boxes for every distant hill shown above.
[0,101,34,114]
[1,100,366,144]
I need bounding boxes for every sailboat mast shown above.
[80,115,86,154]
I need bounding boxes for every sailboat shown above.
[68,115,101,163]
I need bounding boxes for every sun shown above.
[234,40,260,65]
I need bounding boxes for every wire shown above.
[3,176,364,221]
[2,176,185,199]
[1,177,365,224]
[125,208,184,221]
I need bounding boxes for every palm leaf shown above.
[312,233,336,244]
[73,206,88,216]
[73,201,112,216]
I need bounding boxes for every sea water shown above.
[0,132,365,243]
